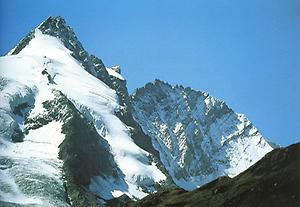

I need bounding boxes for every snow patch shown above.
[106,67,124,80]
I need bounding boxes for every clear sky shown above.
[0,0,299,146]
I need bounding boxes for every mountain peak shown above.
[37,16,75,41]
[153,79,168,86]
[38,16,77,43]
[131,80,273,189]
[9,16,70,55]
[9,16,97,75]
[42,16,67,25]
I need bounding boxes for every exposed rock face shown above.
[131,79,273,189]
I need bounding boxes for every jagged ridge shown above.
[131,79,273,190]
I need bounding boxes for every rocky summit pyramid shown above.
[0,16,276,207]
[131,80,273,189]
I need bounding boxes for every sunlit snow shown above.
[0,28,166,203]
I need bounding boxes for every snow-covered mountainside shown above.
[0,16,274,207]
[0,17,168,206]
[131,80,273,190]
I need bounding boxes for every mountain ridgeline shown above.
[0,16,297,207]
[131,80,273,189]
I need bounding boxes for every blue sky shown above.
[0,0,299,146]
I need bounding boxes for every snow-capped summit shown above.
[10,16,79,55]
[131,80,273,190]
[0,17,168,206]
[8,16,97,76]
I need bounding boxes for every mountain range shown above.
[0,16,297,207]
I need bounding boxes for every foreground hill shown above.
[129,142,300,207]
